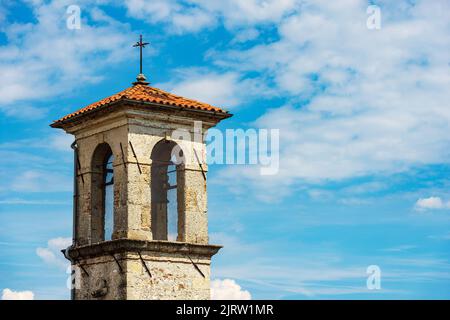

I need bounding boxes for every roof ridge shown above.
[147,85,216,107]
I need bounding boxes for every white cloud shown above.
[124,0,215,34]
[429,233,450,240]
[211,279,251,300]
[211,0,450,200]
[0,0,132,118]
[49,132,74,152]
[36,237,71,269]
[210,232,260,256]
[214,253,450,298]
[415,196,450,211]
[195,0,299,28]
[158,69,270,109]
[0,198,68,205]
[383,245,417,252]
[0,132,73,194]
[2,288,34,300]
[0,132,73,152]
[10,170,72,193]
[124,0,298,33]
[231,28,260,44]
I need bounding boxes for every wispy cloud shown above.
[382,245,417,252]
[0,198,69,205]
[428,233,450,240]
[36,237,71,270]
[158,68,272,109]
[10,170,72,193]
[124,0,298,34]
[212,0,450,200]
[0,0,132,118]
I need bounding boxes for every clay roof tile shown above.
[52,83,229,125]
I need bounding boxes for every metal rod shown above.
[138,252,152,278]
[119,142,126,169]
[188,255,205,278]
[129,141,142,174]
[75,151,84,184]
[75,260,89,277]
[193,149,206,180]
[111,254,123,273]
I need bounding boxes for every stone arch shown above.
[90,142,115,243]
[150,139,185,241]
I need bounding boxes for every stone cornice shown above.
[65,239,222,260]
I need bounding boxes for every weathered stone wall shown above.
[73,109,210,246]
[73,255,126,300]
[69,241,219,300]
[74,115,129,245]
[64,106,220,300]
[126,251,211,300]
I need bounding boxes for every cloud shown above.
[49,132,74,152]
[158,69,270,109]
[10,170,72,193]
[231,28,260,44]
[415,196,450,211]
[124,0,216,34]
[1,289,34,300]
[124,0,298,33]
[429,233,450,240]
[210,232,260,256]
[210,0,450,200]
[214,252,450,298]
[0,132,73,152]
[36,237,71,269]
[0,132,73,194]
[0,0,132,118]
[383,245,417,252]
[211,279,251,300]
[0,198,69,205]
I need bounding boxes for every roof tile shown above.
[52,83,228,125]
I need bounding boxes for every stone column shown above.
[179,142,209,244]
[124,133,153,240]
[75,139,93,246]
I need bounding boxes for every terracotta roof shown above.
[52,83,229,126]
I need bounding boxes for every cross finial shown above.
[133,35,150,85]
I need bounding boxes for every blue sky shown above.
[0,0,450,299]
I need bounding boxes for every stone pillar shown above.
[179,142,209,244]
[75,140,92,246]
[125,133,153,241]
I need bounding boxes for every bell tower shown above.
[50,37,232,299]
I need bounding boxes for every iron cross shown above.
[133,35,149,75]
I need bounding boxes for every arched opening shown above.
[103,153,114,240]
[91,143,114,242]
[151,140,184,241]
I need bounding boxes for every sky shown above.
[0,0,450,300]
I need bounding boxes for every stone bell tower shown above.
[50,37,232,300]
